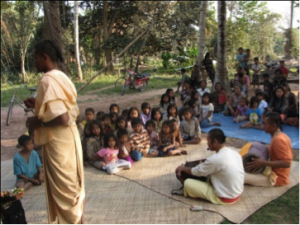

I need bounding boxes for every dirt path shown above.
[1,84,299,161]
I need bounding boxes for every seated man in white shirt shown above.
[175,128,244,205]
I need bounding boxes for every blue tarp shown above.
[201,113,299,150]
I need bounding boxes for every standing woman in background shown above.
[202,52,215,84]
[25,40,85,224]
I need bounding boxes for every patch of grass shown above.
[221,184,299,224]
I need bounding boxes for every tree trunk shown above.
[20,52,26,83]
[103,1,114,73]
[74,1,83,80]
[196,1,207,68]
[216,1,230,96]
[43,1,71,75]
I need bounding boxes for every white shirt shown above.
[197,88,210,97]
[251,63,263,74]
[200,103,214,121]
[191,147,244,199]
[258,100,268,113]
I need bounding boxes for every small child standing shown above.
[160,93,170,116]
[163,104,180,123]
[233,97,248,123]
[166,88,177,104]
[145,120,159,156]
[13,135,44,191]
[151,108,163,133]
[117,129,134,165]
[129,118,151,161]
[157,121,187,157]
[241,96,263,129]
[82,107,95,126]
[127,107,140,130]
[109,103,120,115]
[140,102,152,127]
[180,107,201,144]
[199,92,221,127]
[94,133,131,174]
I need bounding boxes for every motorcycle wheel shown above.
[139,81,148,92]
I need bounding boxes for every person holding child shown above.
[24,40,85,223]
[157,121,187,157]
[244,112,293,187]
[241,96,263,129]
[175,129,244,204]
[93,133,131,174]
[202,52,215,84]
[14,135,44,191]
[180,107,201,144]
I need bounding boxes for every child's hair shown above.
[167,103,178,118]
[109,112,118,121]
[34,40,64,63]
[96,111,105,118]
[256,92,265,98]
[116,128,128,139]
[115,116,128,130]
[161,120,175,133]
[131,118,143,127]
[275,69,283,75]
[182,107,193,115]
[160,93,170,107]
[166,88,175,102]
[249,96,259,108]
[83,121,91,138]
[262,73,270,78]
[202,92,211,104]
[85,107,95,115]
[190,90,199,100]
[187,99,196,108]
[103,133,118,149]
[109,103,120,113]
[151,108,162,121]
[88,120,103,137]
[127,107,140,121]
[181,68,186,73]
[101,114,111,122]
[145,120,156,129]
[141,102,151,111]
[122,109,129,118]
[254,57,259,61]
[18,135,32,147]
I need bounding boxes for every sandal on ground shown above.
[171,186,184,196]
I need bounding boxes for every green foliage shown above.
[291,28,299,59]
[161,52,172,69]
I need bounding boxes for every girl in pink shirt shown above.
[95,133,131,174]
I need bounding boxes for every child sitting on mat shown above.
[94,133,131,174]
[157,121,187,157]
[13,135,44,191]
[129,118,151,161]
[151,108,163,133]
[233,97,248,123]
[170,119,185,148]
[145,120,159,156]
[140,102,152,127]
[199,93,221,128]
[180,107,201,144]
[117,129,134,165]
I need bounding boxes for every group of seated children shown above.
[78,89,210,174]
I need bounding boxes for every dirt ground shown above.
[1,83,299,161]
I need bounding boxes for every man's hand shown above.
[246,158,266,171]
[24,98,36,109]
[31,179,41,185]
[27,116,42,131]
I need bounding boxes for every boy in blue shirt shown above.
[13,135,43,191]
[236,47,246,69]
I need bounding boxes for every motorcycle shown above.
[115,69,151,96]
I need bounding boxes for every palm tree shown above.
[216,1,230,96]
[74,1,83,80]
[196,1,207,68]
